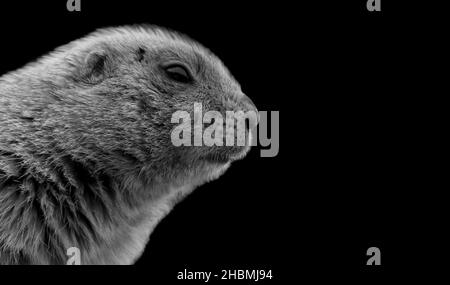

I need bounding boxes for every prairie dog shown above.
[0,26,257,264]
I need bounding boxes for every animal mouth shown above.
[199,124,254,164]
[201,153,233,164]
[200,144,251,164]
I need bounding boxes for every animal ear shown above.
[80,49,111,84]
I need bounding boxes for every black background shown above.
[0,0,437,281]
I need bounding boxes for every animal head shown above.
[4,25,258,181]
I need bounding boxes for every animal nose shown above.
[240,94,258,114]
[239,94,259,130]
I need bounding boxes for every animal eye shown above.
[164,64,192,83]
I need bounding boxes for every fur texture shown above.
[0,26,257,264]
